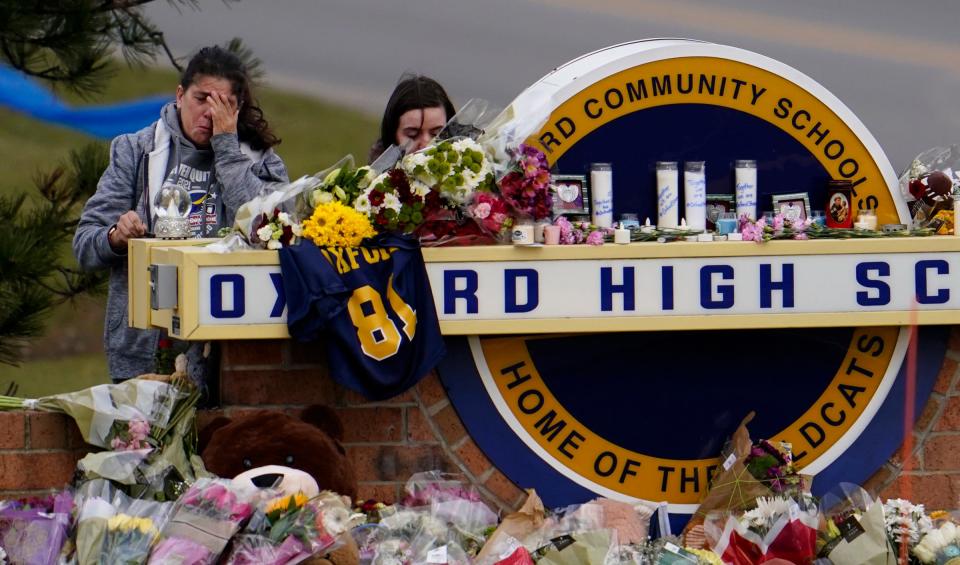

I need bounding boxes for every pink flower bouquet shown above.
[148,478,256,564]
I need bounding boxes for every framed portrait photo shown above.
[550,174,591,216]
[772,192,812,223]
[706,194,735,230]
[824,184,853,228]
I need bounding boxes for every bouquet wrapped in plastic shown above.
[816,483,895,565]
[0,377,182,450]
[682,413,780,543]
[363,506,471,565]
[496,143,552,223]
[392,136,499,245]
[899,145,960,233]
[225,490,359,565]
[358,473,497,565]
[68,374,203,500]
[883,497,934,563]
[910,512,960,564]
[0,491,73,565]
[705,495,819,564]
[100,493,175,564]
[74,480,118,565]
[401,471,498,555]
[148,478,257,564]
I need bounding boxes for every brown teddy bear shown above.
[199,405,360,565]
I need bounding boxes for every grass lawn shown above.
[0,62,379,395]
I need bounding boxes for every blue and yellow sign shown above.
[435,39,943,519]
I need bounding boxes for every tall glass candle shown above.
[684,161,707,231]
[590,163,613,228]
[735,159,757,221]
[656,161,679,229]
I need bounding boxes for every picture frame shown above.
[824,186,853,228]
[550,174,590,216]
[705,194,735,230]
[771,192,812,223]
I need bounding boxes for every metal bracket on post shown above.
[149,264,178,310]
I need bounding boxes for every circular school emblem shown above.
[435,40,948,515]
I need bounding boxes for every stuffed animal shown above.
[199,406,360,565]
[199,405,358,501]
[233,464,321,498]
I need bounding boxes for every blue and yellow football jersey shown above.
[279,234,445,400]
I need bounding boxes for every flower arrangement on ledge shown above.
[554,216,612,245]
[499,144,552,221]
[252,209,302,250]
[738,213,935,243]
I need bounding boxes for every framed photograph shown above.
[824,186,853,228]
[550,174,590,216]
[706,194,735,230]
[772,192,812,223]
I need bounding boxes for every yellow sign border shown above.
[479,327,897,504]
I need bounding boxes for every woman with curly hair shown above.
[74,45,288,383]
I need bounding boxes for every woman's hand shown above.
[209,92,239,137]
[109,210,146,251]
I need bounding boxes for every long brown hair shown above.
[378,74,455,151]
[180,46,280,151]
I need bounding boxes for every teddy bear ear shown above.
[300,405,345,442]
[198,416,232,454]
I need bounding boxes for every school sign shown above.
[131,41,951,522]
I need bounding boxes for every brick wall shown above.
[5,331,960,513]
[209,340,527,512]
[0,411,87,499]
[864,327,960,509]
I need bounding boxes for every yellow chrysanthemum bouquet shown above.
[301,200,376,248]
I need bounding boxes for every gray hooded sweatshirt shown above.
[73,101,288,379]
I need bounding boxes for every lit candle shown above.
[857,210,877,231]
[684,161,707,231]
[641,217,656,233]
[680,217,687,229]
[656,162,679,229]
[614,226,630,244]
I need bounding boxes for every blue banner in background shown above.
[0,66,170,139]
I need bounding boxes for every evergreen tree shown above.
[0,1,255,365]
[0,146,110,365]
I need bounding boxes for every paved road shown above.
[144,0,960,170]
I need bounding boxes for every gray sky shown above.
[144,0,960,169]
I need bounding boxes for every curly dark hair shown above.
[180,46,280,151]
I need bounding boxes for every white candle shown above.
[614,226,630,244]
[641,217,655,233]
[511,223,535,244]
[684,161,707,231]
[735,159,757,221]
[656,161,679,229]
[857,210,877,231]
[590,163,613,228]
